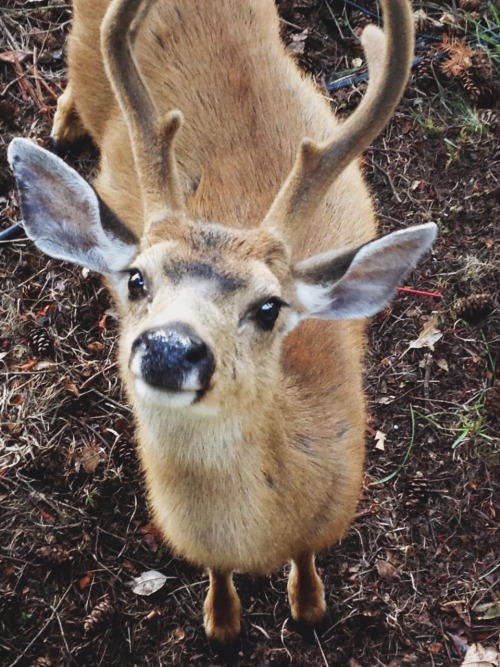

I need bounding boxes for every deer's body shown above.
[9,0,435,643]
[59,0,371,576]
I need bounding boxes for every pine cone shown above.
[455,293,494,324]
[113,441,138,479]
[461,71,482,102]
[484,383,500,422]
[83,595,115,635]
[413,9,432,33]
[404,473,430,515]
[472,49,493,81]
[28,327,54,358]
[416,54,440,85]
[36,545,73,566]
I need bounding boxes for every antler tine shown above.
[101,0,185,225]
[262,0,414,234]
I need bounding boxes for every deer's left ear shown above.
[293,223,437,320]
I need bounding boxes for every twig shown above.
[314,630,331,667]
[79,362,118,390]
[398,286,443,300]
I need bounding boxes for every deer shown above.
[8,0,435,645]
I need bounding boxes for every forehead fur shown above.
[141,218,291,283]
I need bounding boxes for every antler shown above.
[100,0,185,226]
[262,0,414,235]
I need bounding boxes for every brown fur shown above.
[50,0,414,643]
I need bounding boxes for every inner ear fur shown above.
[292,245,361,285]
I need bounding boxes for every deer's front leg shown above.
[203,569,241,644]
[287,552,326,625]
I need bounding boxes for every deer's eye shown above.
[128,269,146,300]
[254,297,286,331]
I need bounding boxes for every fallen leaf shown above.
[130,570,167,596]
[461,643,498,666]
[408,315,443,351]
[374,430,386,451]
[65,380,80,397]
[429,642,443,654]
[144,608,161,621]
[376,559,399,579]
[19,359,38,372]
[376,396,396,404]
[81,445,101,474]
[97,314,107,333]
[0,50,32,63]
[437,358,449,372]
[475,601,500,620]
[87,341,104,352]
[79,571,93,589]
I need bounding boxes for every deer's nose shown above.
[131,323,215,393]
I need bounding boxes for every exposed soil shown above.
[0,1,499,666]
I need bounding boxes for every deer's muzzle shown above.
[130,323,215,396]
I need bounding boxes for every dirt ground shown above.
[0,1,499,665]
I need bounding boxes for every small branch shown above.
[398,286,442,300]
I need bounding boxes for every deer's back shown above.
[68,0,376,256]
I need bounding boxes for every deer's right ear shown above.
[8,138,138,274]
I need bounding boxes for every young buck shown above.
[9,0,435,644]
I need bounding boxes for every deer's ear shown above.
[293,223,437,320]
[8,138,138,273]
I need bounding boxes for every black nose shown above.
[131,323,215,392]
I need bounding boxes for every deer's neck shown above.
[133,388,289,474]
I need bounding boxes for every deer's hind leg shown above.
[51,82,87,149]
[203,569,241,644]
[287,552,326,626]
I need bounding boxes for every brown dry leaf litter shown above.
[1,0,499,665]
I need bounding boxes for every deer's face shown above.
[114,222,297,413]
[8,138,437,417]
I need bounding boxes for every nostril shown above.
[185,341,208,365]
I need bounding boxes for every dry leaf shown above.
[376,396,396,405]
[408,315,443,351]
[475,601,500,620]
[437,358,449,372]
[461,643,498,666]
[65,380,80,397]
[87,341,104,352]
[19,359,38,372]
[97,314,108,333]
[79,571,93,589]
[81,445,101,474]
[130,570,167,596]
[376,559,399,580]
[374,430,386,451]
[0,50,32,63]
